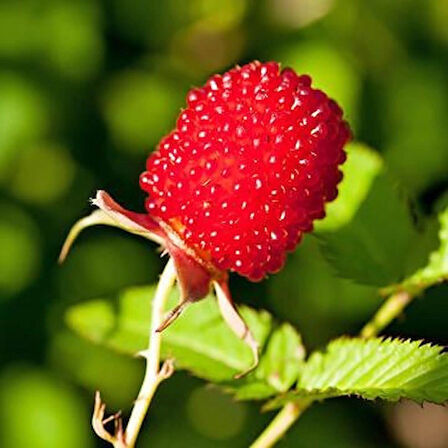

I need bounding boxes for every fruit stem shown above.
[360,290,413,338]
[123,258,177,447]
[249,401,311,448]
[250,289,415,448]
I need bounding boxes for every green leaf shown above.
[316,142,383,232]
[66,285,305,399]
[400,207,448,293]
[221,323,305,400]
[319,171,420,286]
[257,323,305,392]
[265,338,448,409]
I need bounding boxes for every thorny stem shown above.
[124,258,177,447]
[92,258,177,447]
[250,289,416,448]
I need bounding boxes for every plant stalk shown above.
[360,290,412,338]
[123,258,177,447]
[250,289,415,448]
[250,401,311,448]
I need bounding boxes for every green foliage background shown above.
[0,1,447,447]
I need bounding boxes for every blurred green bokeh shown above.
[0,1,447,447]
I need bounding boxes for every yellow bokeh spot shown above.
[9,143,76,205]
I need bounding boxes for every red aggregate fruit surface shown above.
[140,61,351,281]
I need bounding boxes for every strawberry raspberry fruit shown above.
[139,61,350,281]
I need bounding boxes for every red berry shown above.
[140,61,350,281]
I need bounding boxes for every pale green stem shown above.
[123,258,177,447]
[250,289,415,448]
[360,290,412,338]
[250,401,311,448]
